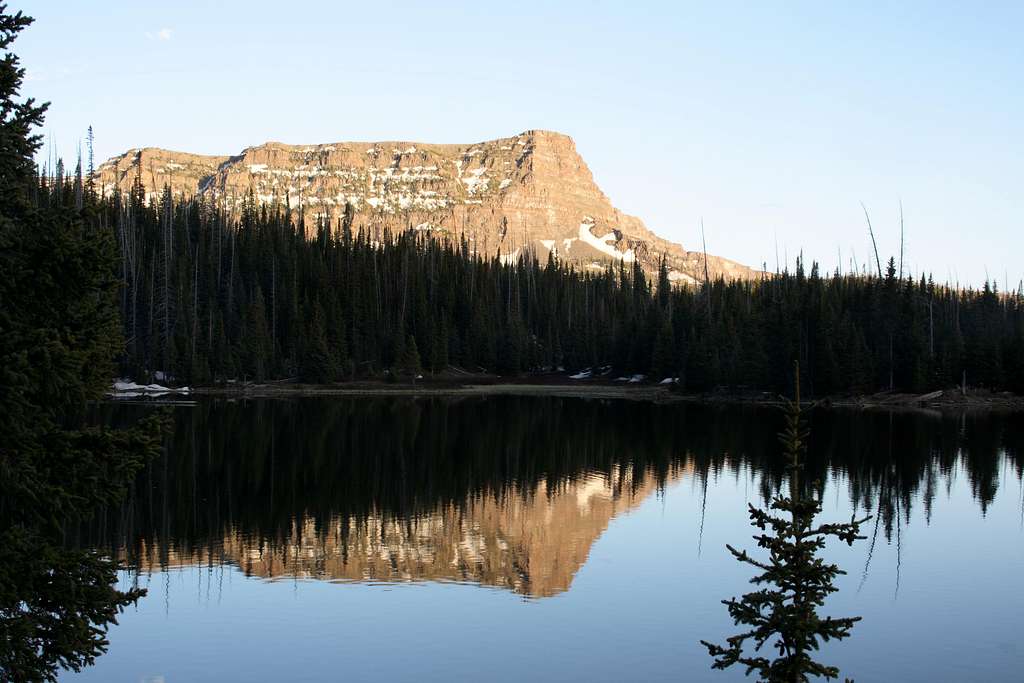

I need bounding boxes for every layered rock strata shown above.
[97,131,762,282]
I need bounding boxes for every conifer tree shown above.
[399,334,422,383]
[702,363,870,682]
[430,319,449,374]
[0,7,162,680]
[651,317,677,380]
[301,303,336,383]
[240,286,271,382]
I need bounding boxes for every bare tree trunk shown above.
[860,203,883,278]
[163,195,172,373]
[929,297,934,357]
[192,247,199,361]
[148,249,156,373]
[701,219,711,319]
[271,257,277,365]
[227,229,235,321]
[118,199,141,365]
[889,333,894,391]
[898,200,905,280]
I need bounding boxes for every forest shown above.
[35,162,1024,397]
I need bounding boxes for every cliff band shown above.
[96,130,762,283]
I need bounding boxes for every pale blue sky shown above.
[16,1,1023,287]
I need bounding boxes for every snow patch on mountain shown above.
[577,219,635,263]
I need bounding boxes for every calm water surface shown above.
[63,398,1023,682]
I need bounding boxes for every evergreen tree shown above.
[429,319,449,374]
[651,317,677,380]
[398,334,422,382]
[301,303,337,384]
[240,286,271,382]
[0,7,162,680]
[702,364,870,681]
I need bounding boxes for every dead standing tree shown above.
[859,202,883,279]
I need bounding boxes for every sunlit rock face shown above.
[95,131,763,283]
[126,463,688,598]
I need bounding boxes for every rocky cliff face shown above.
[96,131,762,282]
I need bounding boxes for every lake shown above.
[62,397,1023,682]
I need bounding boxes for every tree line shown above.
[35,163,1024,396]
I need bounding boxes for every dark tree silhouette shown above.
[65,184,1023,396]
[0,7,163,680]
[702,363,870,681]
[398,334,422,382]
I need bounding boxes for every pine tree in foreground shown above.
[0,6,163,680]
[701,363,870,682]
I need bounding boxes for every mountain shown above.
[95,130,763,283]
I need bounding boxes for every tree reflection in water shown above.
[77,398,1023,598]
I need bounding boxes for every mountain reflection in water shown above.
[120,464,678,597]
[78,398,1023,601]
[57,396,1024,682]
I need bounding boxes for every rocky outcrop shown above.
[96,131,763,282]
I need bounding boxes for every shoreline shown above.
[168,381,1024,412]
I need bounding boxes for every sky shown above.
[15,1,1024,287]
